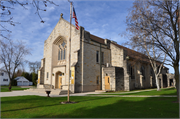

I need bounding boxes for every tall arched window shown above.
[58,41,66,61]
[141,65,145,80]
[128,64,135,79]
[150,67,153,76]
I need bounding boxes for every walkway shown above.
[0,87,176,98]
[0,90,103,97]
[87,95,177,97]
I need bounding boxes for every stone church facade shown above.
[37,15,175,93]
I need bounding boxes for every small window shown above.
[96,76,99,85]
[61,50,63,60]
[47,72,49,78]
[3,79,8,81]
[0,73,4,76]
[101,52,104,64]
[64,49,66,59]
[96,51,99,63]
[108,77,109,83]
[58,50,60,60]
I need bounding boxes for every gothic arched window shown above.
[128,64,135,79]
[141,65,145,80]
[58,41,66,61]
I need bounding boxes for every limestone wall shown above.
[42,18,80,87]
[82,40,111,92]
[127,60,152,90]
[102,67,124,91]
[110,43,124,67]
[102,67,115,91]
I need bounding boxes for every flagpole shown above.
[67,1,72,102]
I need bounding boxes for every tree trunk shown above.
[174,64,179,102]
[9,80,12,91]
[155,74,161,91]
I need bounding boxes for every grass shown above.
[97,87,177,96]
[0,86,29,92]
[1,95,179,118]
[104,87,158,93]
[115,88,176,95]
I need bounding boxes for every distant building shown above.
[14,76,29,86]
[38,14,175,93]
[29,81,33,86]
[0,71,10,86]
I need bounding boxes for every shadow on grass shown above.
[2,95,178,118]
[1,96,111,112]
[1,103,61,112]
[31,97,178,118]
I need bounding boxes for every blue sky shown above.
[2,0,174,73]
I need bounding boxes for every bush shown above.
[32,72,38,86]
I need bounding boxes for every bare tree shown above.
[29,61,41,74]
[0,0,58,39]
[0,38,31,90]
[125,1,170,91]
[126,0,179,101]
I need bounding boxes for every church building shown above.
[38,14,174,93]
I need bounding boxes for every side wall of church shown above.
[110,44,131,91]
[82,40,111,92]
[128,61,151,90]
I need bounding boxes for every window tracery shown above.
[58,41,66,61]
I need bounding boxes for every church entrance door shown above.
[105,76,110,90]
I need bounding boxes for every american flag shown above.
[73,7,79,30]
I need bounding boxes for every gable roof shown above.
[90,34,105,44]
[14,76,22,80]
[14,76,29,81]
[17,77,29,82]
[89,33,165,67]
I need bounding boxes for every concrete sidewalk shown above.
[0,90,103,97]
[0,91,47,97]
[0,87,175,98]
[87,95,177,97]
[0,90,177,98]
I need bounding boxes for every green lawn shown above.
[1,95,179,118]
[104,87,158,93]
[100,87,177,95]
[0,86,29,92]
